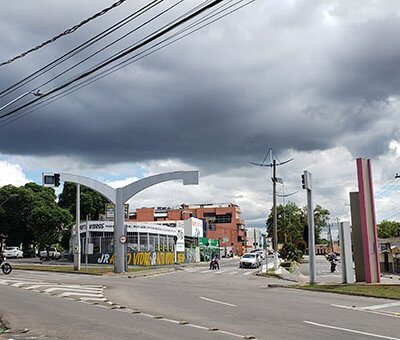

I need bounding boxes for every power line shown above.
[0,0,128,67]
[0,0,255,126]
[0,0,224,121]
[0,0,163,99]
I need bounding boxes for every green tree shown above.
[28,204,72,255]
[0,183,56,249]
[266,202,330,261]
[58,183,109,220]
[378,220,400,238]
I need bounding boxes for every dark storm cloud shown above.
[1,0,400,172]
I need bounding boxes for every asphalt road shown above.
[1,260,400,340]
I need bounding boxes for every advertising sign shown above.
[183,217,203,237]
[105,203,129,220]
[176,225,185,252]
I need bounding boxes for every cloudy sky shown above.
[1,0,400,230]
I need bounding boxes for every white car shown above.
[2,247,23,258]
[39,248,61,260]
[239,253,261,268]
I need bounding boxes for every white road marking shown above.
[304,321,400,339]
[360,302,400,311]
[59,292,103,298]
[229,271,238,275]
[199,296,237,307]
[242,271,252,276]
[331,304,400,318]
[79,297,107,301]
[201,269,211,273]
[214,270,228,274]
[25,284,57,290]
[44,287,102,293]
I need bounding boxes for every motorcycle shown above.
[1,256,12,275]
[209,258,219,270]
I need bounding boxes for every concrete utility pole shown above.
[272,160,278,270]
[74,184,81,271]
[302,170,316,284]
[250,148,293,272]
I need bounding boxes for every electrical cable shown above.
[0,0,256,127]
[0,0,162,99]
[0,0,224,121]
[0,0,128,67]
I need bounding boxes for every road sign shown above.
[119,235,127,244]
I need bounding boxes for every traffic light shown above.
[54,173,60,187]
[301,174,306,189]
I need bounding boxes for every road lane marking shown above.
[59,292,103,298]
[44,287,102,293]
[201,270,211,273]
[214,270,227,274]
[199,296,237,307]
[229,271,238,275]
[304,321,400,339]
[360,302,400,310]
[242,271,252,276]
[331,304,400,318]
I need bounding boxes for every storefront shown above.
[198,237,220,262]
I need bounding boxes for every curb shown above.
[13,267,102,276]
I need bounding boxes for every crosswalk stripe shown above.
[242,271,252,276]
[59,292,103,298]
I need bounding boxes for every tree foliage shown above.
[58,183,109,220]
[28,204,72,253]
[0,183,56,248]
[378,220,400,238]
[266,201,330,261]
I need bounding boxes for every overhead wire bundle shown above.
[0,0,257,128]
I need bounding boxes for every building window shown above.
[215,213,232,223]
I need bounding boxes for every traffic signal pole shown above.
[302,171,316,284]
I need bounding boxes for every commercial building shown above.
[72,218,203,266]
[129,203,247,255]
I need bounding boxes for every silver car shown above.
[239,253,261,268]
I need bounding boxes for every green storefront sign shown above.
[198,237,219,247]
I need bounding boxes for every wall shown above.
[85,251,185,266]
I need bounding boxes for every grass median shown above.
[296,283,400,300]
[12,264,156,275]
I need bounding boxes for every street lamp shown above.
[0,90,43,112]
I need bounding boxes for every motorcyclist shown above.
[209,252,220,270]
[328,252,337,272]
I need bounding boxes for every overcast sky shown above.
[1,0,400,228]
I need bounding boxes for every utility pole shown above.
[251,148,293,271]
[74,184,81,271]
[272,160,278,269]
[302,170,316,284]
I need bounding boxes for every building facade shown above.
[129,203,246,256]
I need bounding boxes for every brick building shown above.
[129,203,246,255]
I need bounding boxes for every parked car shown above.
[239,253,261,268]
[2,247,23,258]
[39,248,61,260]
[23,248,36,258]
